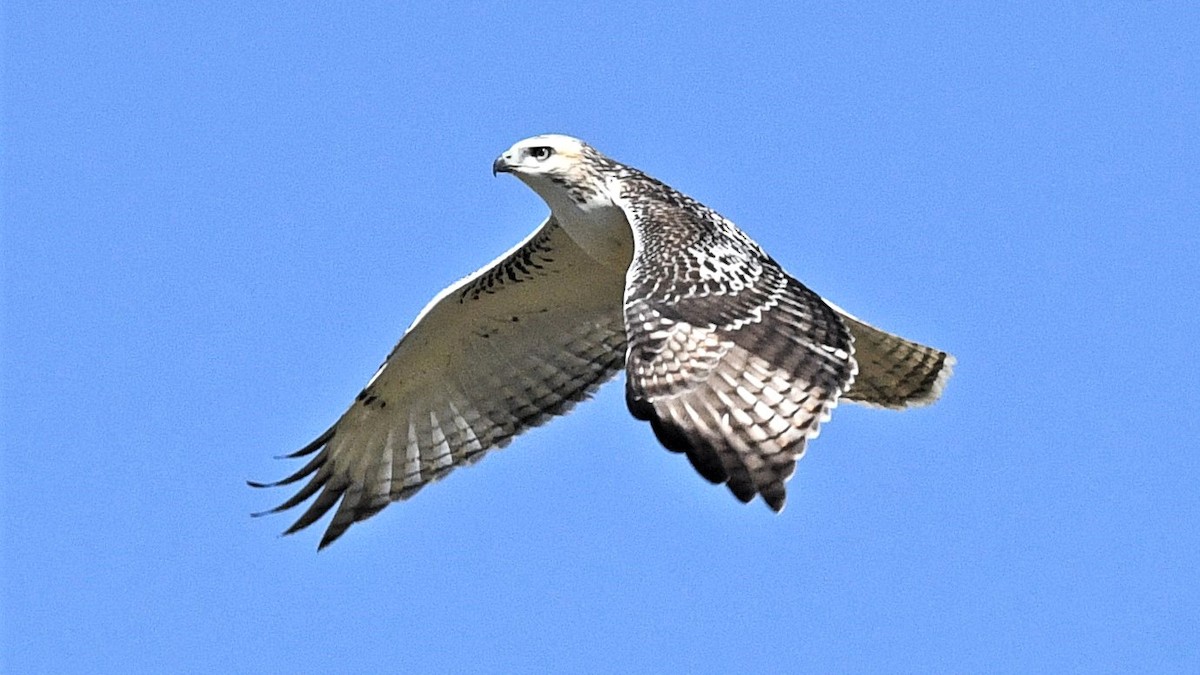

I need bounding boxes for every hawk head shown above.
[493,134,615,211]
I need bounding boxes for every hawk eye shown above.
[528,146,554,161]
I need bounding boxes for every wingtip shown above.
[317,527,345,551]
[278,425,337,459]
[762,490,787,513]
[250,501,291,518]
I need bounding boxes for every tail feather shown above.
[829,306,955,409]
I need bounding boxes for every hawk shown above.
[252,134,955,548]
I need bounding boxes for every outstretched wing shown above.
[612,173,857,510]
[252,217,629,548]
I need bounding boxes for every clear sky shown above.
[4,2,1198,673]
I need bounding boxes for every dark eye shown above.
[528,146,554,161]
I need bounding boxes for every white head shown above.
[493,134,616,211]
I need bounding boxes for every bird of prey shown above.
[251,134,955,548]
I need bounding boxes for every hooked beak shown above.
[492,156,512,177]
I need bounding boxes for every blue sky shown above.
[4,2,1198,672]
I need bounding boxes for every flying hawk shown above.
[252,134,955,548]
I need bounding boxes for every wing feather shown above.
[613,172,856,510]
[252,217,629,548]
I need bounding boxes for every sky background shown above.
[4,2,1198,673]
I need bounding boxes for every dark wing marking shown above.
[251,217,629,548]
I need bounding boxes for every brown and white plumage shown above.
[252,134,955,548]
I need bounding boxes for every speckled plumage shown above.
[612,166,857,509]
[252,134,954,548]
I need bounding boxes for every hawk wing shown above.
[252,217,629,548]
[612,173,857,510]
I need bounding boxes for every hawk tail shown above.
[833,308,955,409]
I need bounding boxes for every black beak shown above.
[492,156,511,176]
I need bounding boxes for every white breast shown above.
[554,203,635,271]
